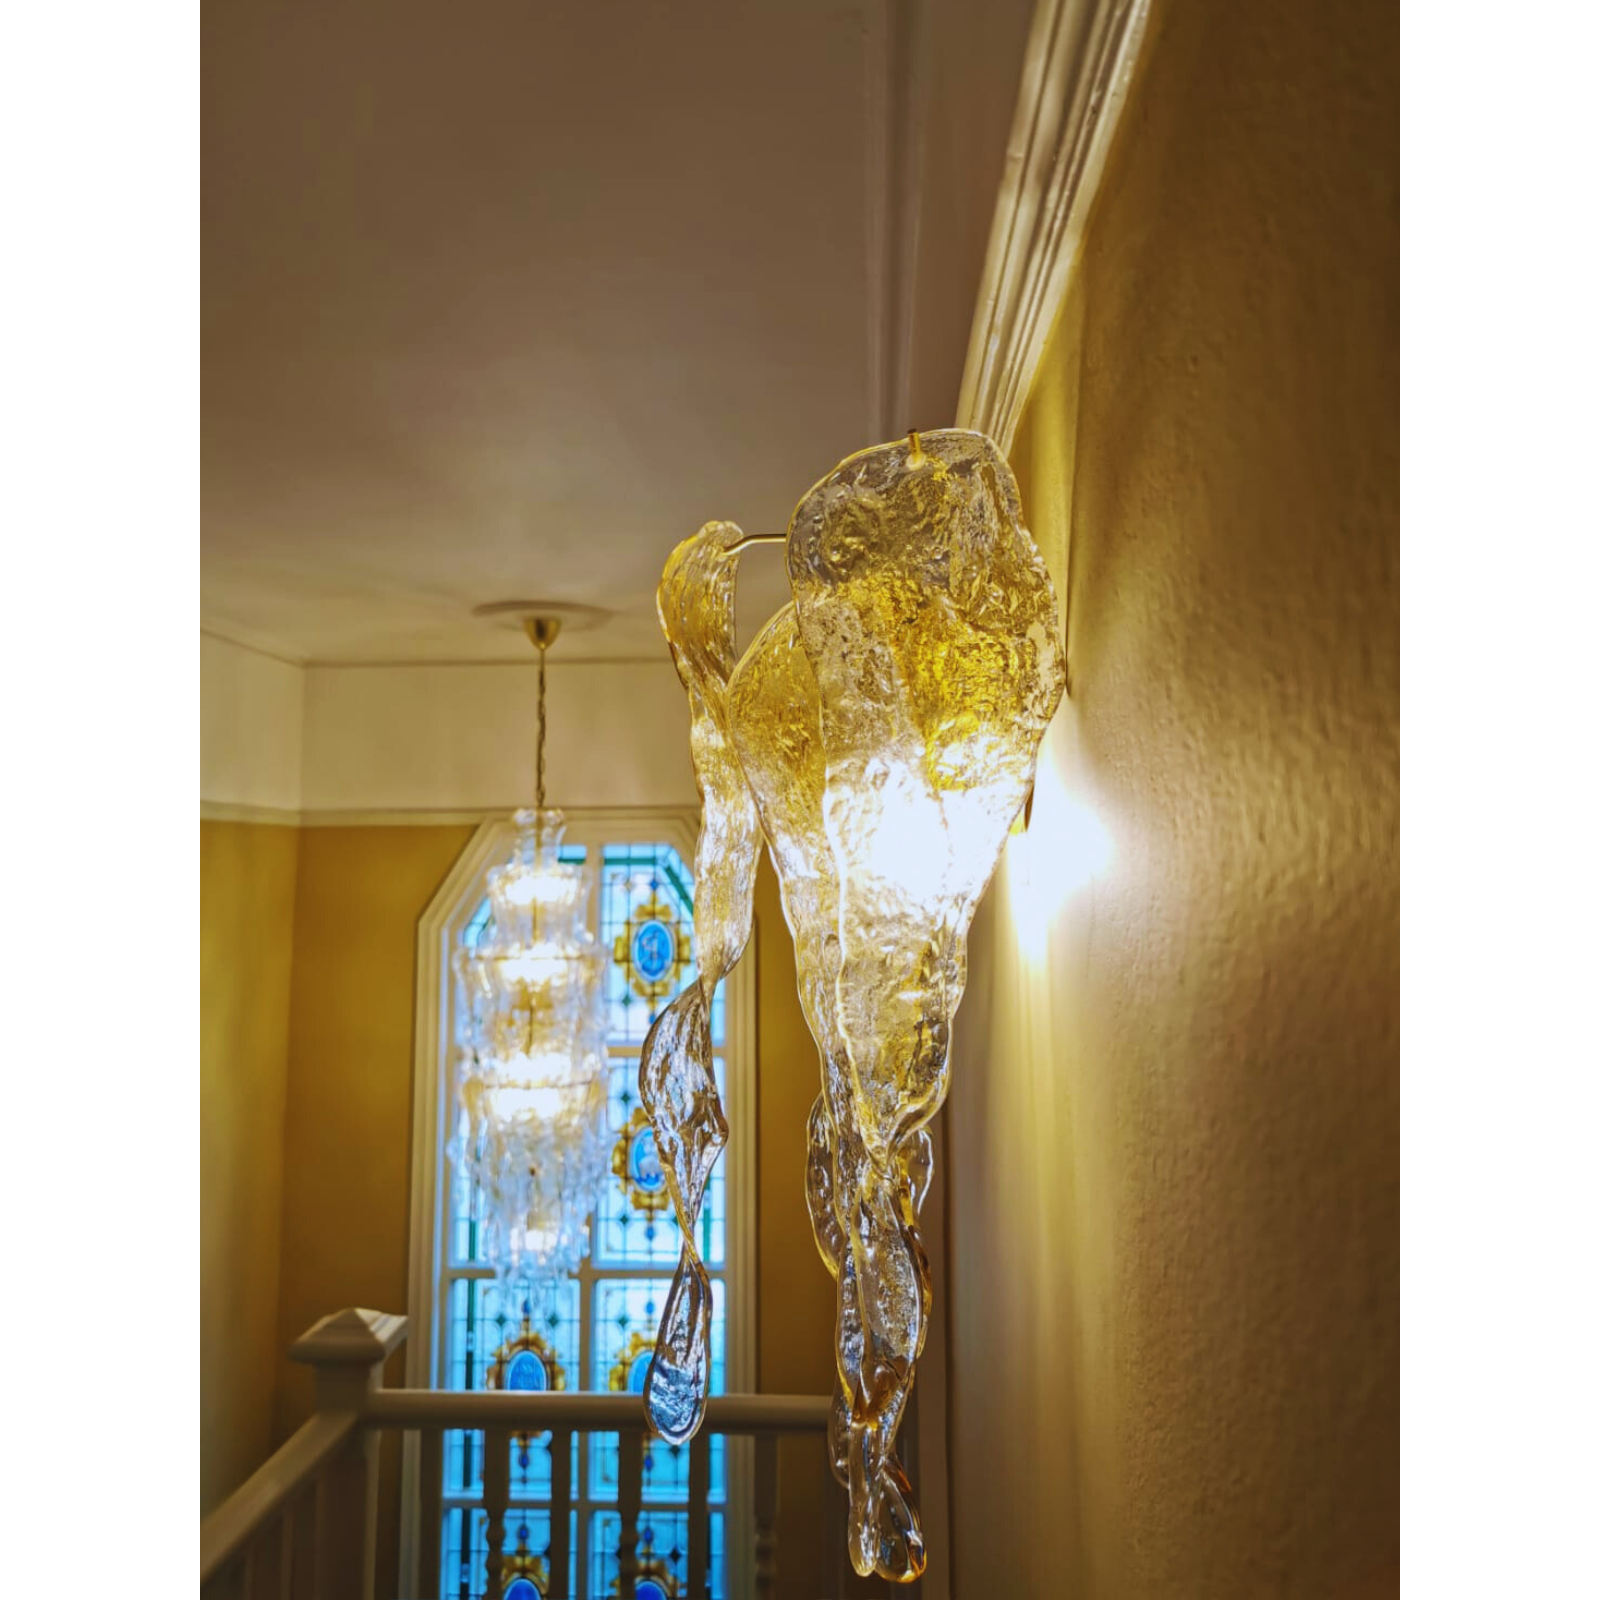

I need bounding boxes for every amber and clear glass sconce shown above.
[637,431,1065,1582]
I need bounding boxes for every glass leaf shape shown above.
[640,522,764,1444]
[726,605,929,1580]
[786,429,1065,1165]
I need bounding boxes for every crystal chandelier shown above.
[638,431,1065,1583]
[451,617,611,1293]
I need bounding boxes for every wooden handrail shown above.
[200,1308,832,1600]
[365,1388,830,1433]
[199,1409,359,1583]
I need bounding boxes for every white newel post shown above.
[289,1308,409,1600]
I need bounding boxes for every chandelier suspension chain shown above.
[536,641,548,812]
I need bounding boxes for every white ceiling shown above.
[203,0,1034,663]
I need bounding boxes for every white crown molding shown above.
[199,800,302,827]
[956,0,1153,452]
[864,0,932,442]
[200,623,307,668]
[200,803,705,830]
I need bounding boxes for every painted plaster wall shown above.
[201,634,305,813]
[753,853,836,1600]
[200,643,698,816]
[275,825,474,1600]
[199,821,301,1513]
[943,0,1399,1594]
[299,660,697,814]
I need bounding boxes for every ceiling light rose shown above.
[450,615,611,1294]
[638,430,1065,1583]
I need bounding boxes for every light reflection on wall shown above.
[1005,746,1112,960]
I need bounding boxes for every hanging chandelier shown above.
[451,616,611,1293]
[638,431,1065,1583]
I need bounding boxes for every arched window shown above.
[406,814,754,1600]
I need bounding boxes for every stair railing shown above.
[200,1307,829,1600]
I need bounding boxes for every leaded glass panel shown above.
[595,1056,726,1269]
[435,833,734,1599]
[587,1278,727,1505]
[443,1505,578,1600]
[588,1510,725,1600]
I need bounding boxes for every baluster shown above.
[314,1432,377,1600]
[753,1433,779,1600]
[549,1428,572,1600]
[484,1426,511,1600]
[245,1519,284,1600]
[617,1428,644,1600]
[279,1506,296,1600]
[417,1428,443,1600]
[291,1308,405,1600]
[287,1488,315,1600]
[686,1430,710,1600]
[212,1557,244,1600]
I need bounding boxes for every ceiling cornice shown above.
[863,0,932,442]
[956,0,1153,452]
[200,623,305,669]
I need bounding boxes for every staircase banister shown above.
[289,1306,409,1370]
[199,1409,360,1583]
[365,1388,832,1434]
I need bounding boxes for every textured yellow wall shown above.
[943,0,1399,1595]
[274,825,473,1600]
[200,821,300,1514]
[274,826,475,1422]
[753,853,831,1598]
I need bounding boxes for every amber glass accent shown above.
[643,432,1065,1580]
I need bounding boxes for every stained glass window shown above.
[436,839,731,1600]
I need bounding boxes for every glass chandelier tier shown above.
[450,618,611,1293]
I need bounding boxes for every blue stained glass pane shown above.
[443,1506,574,1600]
[632,919,675,983]
[595,1056,725,1269]
[599,843,725,1047]
[589,1278,726,1505]
[505,1349,548,1391]
[443,1277,580,1500]
[438,839,733,1598]
[629,1126,665,1194]
[588,1510,724,1600]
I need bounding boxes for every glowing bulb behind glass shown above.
[1007,751,1112,960]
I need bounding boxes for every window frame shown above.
[401,809,756,1599]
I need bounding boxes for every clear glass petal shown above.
[640,523,764,1443]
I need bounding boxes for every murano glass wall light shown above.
[452,617,611,1295]
[638,430,1066,1582]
